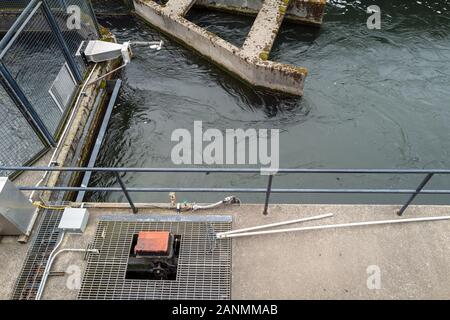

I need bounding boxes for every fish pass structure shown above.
[133,0,326,95]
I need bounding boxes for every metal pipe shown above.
[216,215,450,239]
[216,213,333,238]
[15,186,450,194]
[86,63,128,87]
[397,173,434,216]
[0,1,42,60]
[3,167,450,174]
[35,230,66,300]
[0,0,39,53]
[115,172,138,213]
[76,79,122,202]
[36,246,99,300]
[262,175,274,215]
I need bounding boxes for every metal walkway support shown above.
[133,0,326,95]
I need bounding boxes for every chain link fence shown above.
[0,0,99,177]
[0,83,47,177]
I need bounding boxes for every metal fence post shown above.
[86,0,101,36]
[397,173,434,216]
[41,0,83,83]
[263,175,274,215]
[115,171,138,214]
[0,62,56,147]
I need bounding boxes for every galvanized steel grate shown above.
[11,208,63,300]
[78,214,232,300]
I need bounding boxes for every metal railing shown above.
[2,166,450,216]
[0,0,99,176]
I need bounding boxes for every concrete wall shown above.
[195,0,327,25]
[134,0,307,95]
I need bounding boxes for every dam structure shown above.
[1,0,450,302]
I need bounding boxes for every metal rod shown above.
[0,0,39,52]
[217,213,333,238]
[0,1,42,60]
[114,172,138,214]
[36,247,99,300]
[216,215,450,239]
[76,80,122,202]
[86,63,128,87]
[15,186,450,194]
[397,173,434,216]
[263,175,273,215]
[2,167,450,174]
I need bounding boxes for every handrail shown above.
[1,166,449,216]
[2,167,450,174]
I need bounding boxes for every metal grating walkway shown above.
[11,208,63,299]
[78,214,232,300]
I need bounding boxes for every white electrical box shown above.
[58,208,89,233]
[0,177,35,235]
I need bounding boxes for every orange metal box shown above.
[134,231,171,256]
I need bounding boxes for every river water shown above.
[87,0,450,205]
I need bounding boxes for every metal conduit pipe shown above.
[35,229,99,300]
[25,64,99,237]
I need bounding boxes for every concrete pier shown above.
[133,0,326,95]
[241,0,290,59]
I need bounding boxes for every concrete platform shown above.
[3,203,449,299]
[133,0,326,95]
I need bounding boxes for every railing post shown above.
[397,173,434,216]
[115,172,138,214]
[263,175,274,215]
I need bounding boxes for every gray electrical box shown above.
[58,208,89,233]
[0,177,35,235]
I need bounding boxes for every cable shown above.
[32,201,67,211]
[192,196,241,211]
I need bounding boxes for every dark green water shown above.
[87,0,450,205]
